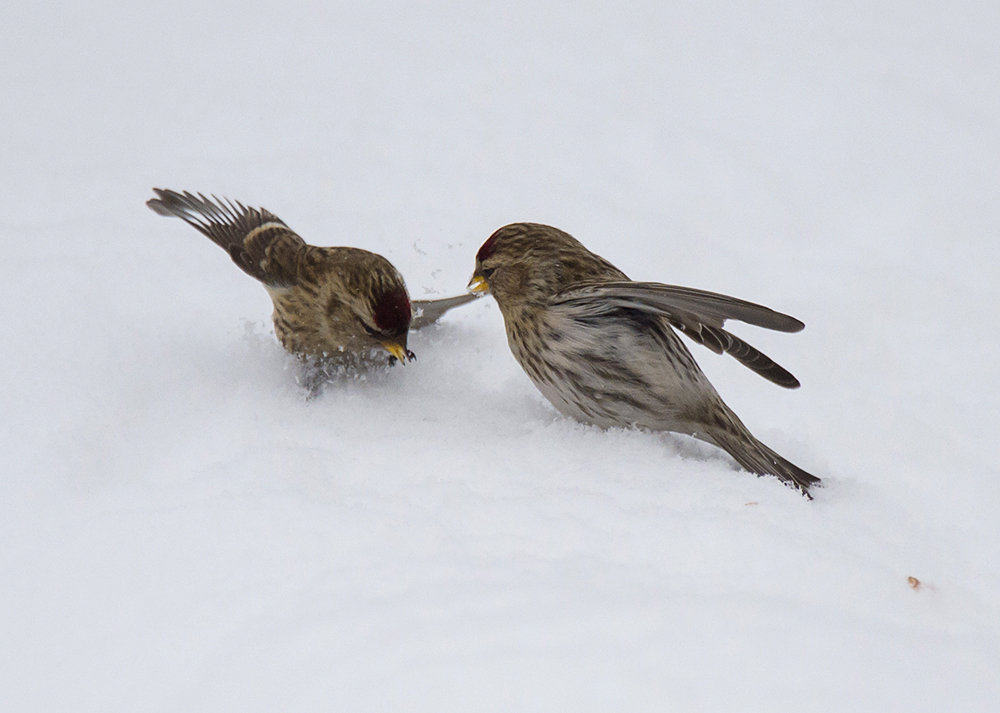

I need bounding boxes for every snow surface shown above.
[3,1,999,710]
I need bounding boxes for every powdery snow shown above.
[2,2,999,711]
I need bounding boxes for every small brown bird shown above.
[469,223,820,497]
[147,188,476,384]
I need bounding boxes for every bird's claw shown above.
[388,349,417,366]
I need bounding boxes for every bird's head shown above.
[362,283,414,364]
[334,254,415,365]
[468,223,620,308]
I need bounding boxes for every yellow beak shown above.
[382,342,410,364]
[468,275,489,294]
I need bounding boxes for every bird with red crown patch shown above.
[147,189,477,391]
[468,222,819,497]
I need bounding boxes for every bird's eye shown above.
[362,323,380,337]
[481,267,496,279]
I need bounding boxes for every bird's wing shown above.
[557,281,804,331]
[147,188,303,287]
[410,293,481,330]
[552,281,804,388]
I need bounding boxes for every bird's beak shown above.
[467,274,489,294]
[382,341,411,364]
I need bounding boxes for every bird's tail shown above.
[703,410,820,498]
[410,293,481,329]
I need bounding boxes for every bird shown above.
[147,188,477,388]
[468,222,820,497]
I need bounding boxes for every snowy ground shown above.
[3,1,999,710]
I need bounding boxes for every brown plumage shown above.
[147,189,476,383]
[469,222,820,497]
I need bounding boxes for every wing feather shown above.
[410,293,481,329]
[147,188,302,286]
[555,281,804,331]
[553,281,803,388]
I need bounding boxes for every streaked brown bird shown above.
[468,223,820,497]
[147,188,476,386]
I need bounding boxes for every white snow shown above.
[3,1,999,711]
